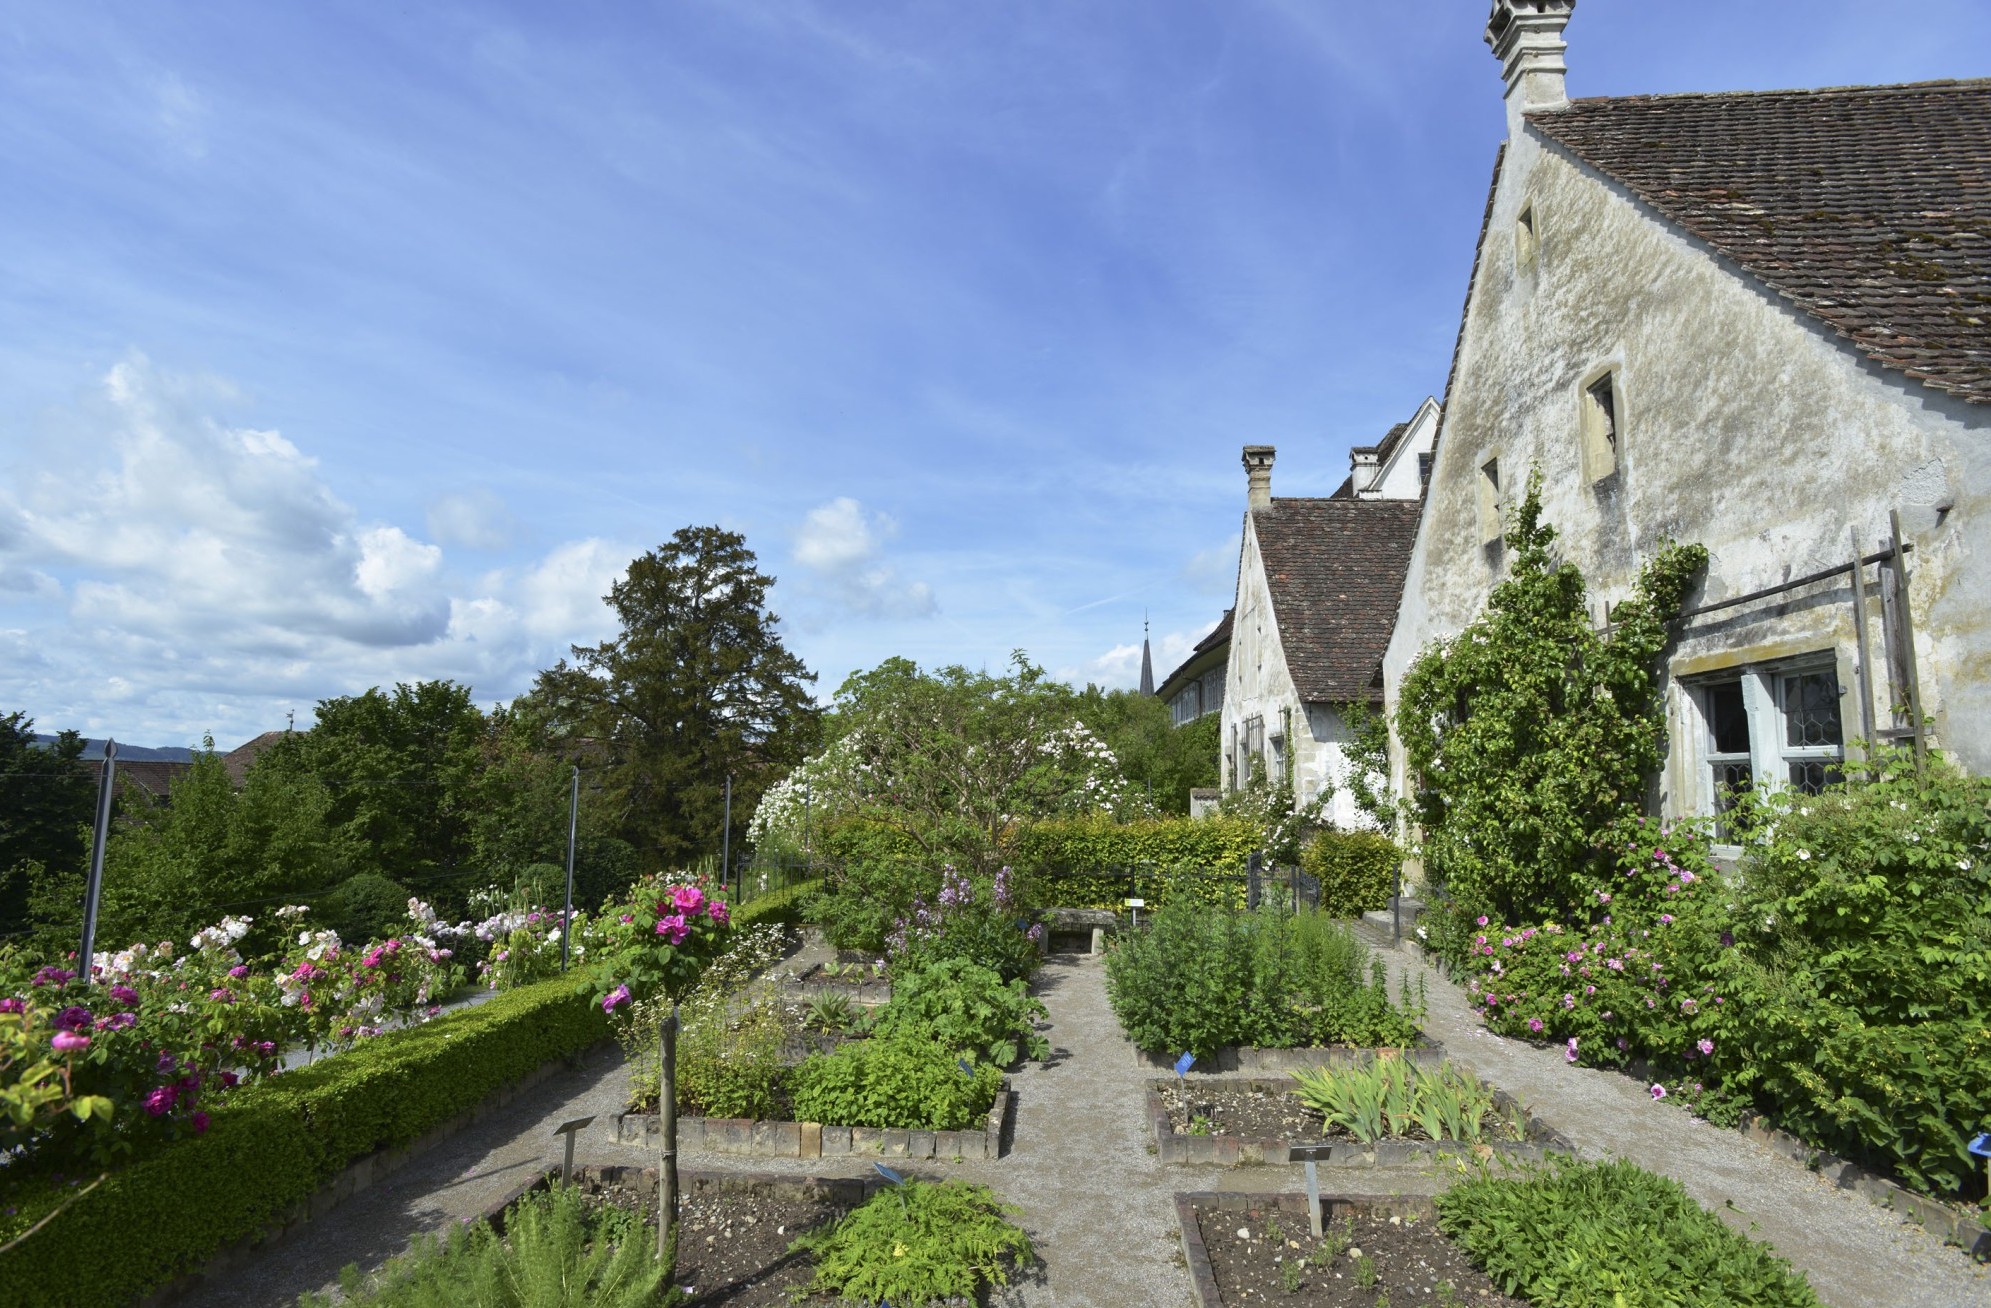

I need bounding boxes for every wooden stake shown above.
[656,1003,680,1261]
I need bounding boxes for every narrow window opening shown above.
[1417,451,1434,492]
[1516,204,1539,271]
[1478,457,1502,543]
[1581,371,1620,481]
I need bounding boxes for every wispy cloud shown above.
[790,497,936,621]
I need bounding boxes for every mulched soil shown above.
[1157,1084,1517,1144]
[671,1191,851,1305]
[1195,1206,1526,1306]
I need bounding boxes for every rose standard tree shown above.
[588,873,731,1257]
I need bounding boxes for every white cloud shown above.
[0,355,631,743]
[790,496,936,620]
[1070,619,1218,692]
[427,487,522,551]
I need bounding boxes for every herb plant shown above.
[869,955,1049,1066]
[789,1178,1033,1307]
[789,1035,1001,1131]
[1434,1158,1820,1307]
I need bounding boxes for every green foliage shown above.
[326,872,415,944]
[0,714,94,938]
[1299,830,1401,918]
[871,956,1049,1067]
[1396,471,1706,934]
[789,1035,1001,1131]
[1339,701,1399,832]
[806,817,934,954]
[884,865,1041,983]
[1433,1158,1820,1307]
[789,1178,1033,1307]
[1105,900,1420,1059]
[802,994,858,1034]
[730,876,817,929]
[0,974,604,1308]
[536,525,822,870]
[1072,684,1221,814]
[299,1183,670,1308]
[1219,773,1334,865]
[1288,1057,1503,1144]
[1012,813,1262,910]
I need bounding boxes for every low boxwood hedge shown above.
[0,975,603,1308]
[730,878,818,929]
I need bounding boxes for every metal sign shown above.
[552,1115,596,1184]
[1288,1144,1328,1237]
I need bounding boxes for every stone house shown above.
[1383,1,1991,848]
[1220,400,1437,828]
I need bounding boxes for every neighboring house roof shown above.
[223,730,290,785]
[1156,609,1232,701]
[1254,498,1424,703]
[1529,79,1991,404]
[1330,423,1410,501]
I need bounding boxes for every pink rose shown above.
[655,914,690,946]
[671,885,705,915]
[601,984,631,1013]
[705,900,730,924]
[51,1031,91,1053]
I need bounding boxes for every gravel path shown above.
[1372,938,1991,1308]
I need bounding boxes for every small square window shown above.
[1417,451,1433,491]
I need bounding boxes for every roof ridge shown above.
[1557,76,1991,108]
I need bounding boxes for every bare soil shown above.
[1195,1205,1524,1306]
[1156,1083,1518,1144]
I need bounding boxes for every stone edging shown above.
[1148,1077,1571,1168]
[614,1082,1013,1162]
[1133,1040,1446,1075]
[137,1046,602,1306]
[483,1162,889,1229]
[1174,1190,1440,1308]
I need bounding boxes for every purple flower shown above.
[0,997,23,1014]
[705,900,730,924]
[109,985,140,1007]
[1697,1038,1714,1056]
[190,1111,210,1134]
[1475,915,1489,927]
[1658,914,1674,925]
[143,1086,176,1116]
[51,1031,91,1053]
[1526,1017,1544,1034]
[601,984,631,1013]
[99,1011,136,1031]
[229,965,249,979]
[157,1051,177,1074]
[655,914,689,945]
[1565,1038,1579,1063]
[53,1006,94,1033]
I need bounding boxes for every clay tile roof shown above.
[1528,79,1991,404]
[1254,498,1424,703]
[223,730,290,785]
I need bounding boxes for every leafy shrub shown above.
[871,956,1048,1067]
[1105,900,1420,1059]
[1299,831,1400,919]
[619,925,792,1118]
[1434,1158,1819,1307]
[0,973,605,1308]
[1288,1057,1504,1143]
[1012,813,1260,910]
[326,873,415,946]
[299,1182,668,1308]
[886,865,1041,983]
[807,817,932,954]
[789,1035,1001,1131]
[1396,472,1706,936]
[789,1178,1033,1307]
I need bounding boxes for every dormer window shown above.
[1516,203,1539,272]
[1580,369,1621,482]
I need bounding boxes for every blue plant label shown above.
[1968,1132,1991,1158]
[957,1058,974,1077]
[873,1162,905,1185]
[1174,1052,1196,1077]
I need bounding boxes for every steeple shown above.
[1139,613,1155,697]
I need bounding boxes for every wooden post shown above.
[1847,529,1878,754]
[1889,510,1928,774]
[655,1004,680,1260]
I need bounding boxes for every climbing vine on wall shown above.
[1395,469,1707,948]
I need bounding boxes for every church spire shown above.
[1138,612,1155,697]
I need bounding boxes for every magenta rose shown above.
[654,914,690,946]
[670,885,705,915]
[51,1031,91,1053]
[704,900,730,924]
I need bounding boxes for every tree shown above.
[0,713,95,939]
[1073,686,1219,814]
[1395,470,1706,935]
[536,526,821,869]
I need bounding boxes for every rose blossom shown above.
[671,885,706,915]
[705,900,730,924]
[51,1031,91,1053]
[655,914,690,945]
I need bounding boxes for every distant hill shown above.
[30,734,198,763]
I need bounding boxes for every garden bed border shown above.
[1174,1190,1440,1308]
[1132,1039,1445,1075]
[1147,1076,1571,1167]
[614,1081,1013,1162]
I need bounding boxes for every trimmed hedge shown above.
[1299,830,1401,919]
[1011,814,1261,910]
[0,976,603,1308]
[731,877,818,928]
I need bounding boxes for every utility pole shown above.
[79,739,117,980]
[560,766,579,971]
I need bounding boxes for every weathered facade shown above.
[1223,440,1426,830]
[1385,1,1991,846]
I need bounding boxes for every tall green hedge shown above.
[1299,830,1401,919]
[0,977,603,1308]
[1011,815,1261,910]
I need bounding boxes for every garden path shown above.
[1371,936,1991,1308]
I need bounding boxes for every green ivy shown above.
[0,976,603,1308]
[1396,469,1706,939]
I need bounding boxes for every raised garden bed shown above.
[615,1081,1013,1161]
[1133,1040,1445,1075]
[1148,1077,1569,1168]
[1177,1191,1523,1307]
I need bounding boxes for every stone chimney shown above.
[1485,0,1574,138]
[1243,445,1275,511]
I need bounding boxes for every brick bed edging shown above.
[1174,1190,1440,1308]
[1148,1077,1572,1168]
[614,1082,1014,1162]
[137,1044,608,1307]
[1132,1040,1446,1075]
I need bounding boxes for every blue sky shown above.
[3,1,1986,748]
